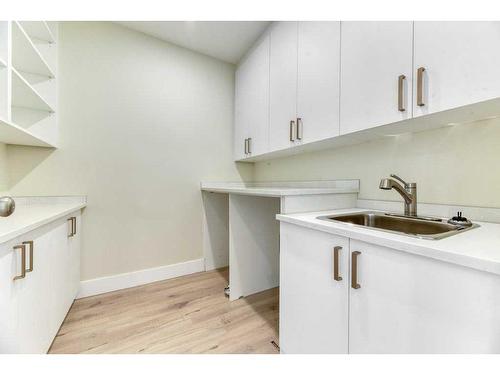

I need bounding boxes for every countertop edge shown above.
[201,187,360,197]
[276,213,500,277]
[0,203,86,245]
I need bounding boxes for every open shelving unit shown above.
[0,21,58,148]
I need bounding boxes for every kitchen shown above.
[1,0,500,372]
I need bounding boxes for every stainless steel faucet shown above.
[379,174,417,216]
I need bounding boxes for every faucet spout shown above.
[379,176,417,216]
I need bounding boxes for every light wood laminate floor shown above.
[49,268,279,354]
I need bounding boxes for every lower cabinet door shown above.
[349,239,500,353]
[280,222,349,353]
[17,226,54,353]
[0,239,21,353]
[69,212,81,300]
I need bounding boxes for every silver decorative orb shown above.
[0,196,15,217]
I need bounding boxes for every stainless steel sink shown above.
[317,211,478,240]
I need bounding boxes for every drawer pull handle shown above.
[68,217,76,237]
[398,74,406,112]
[13,244,26,281]
[351,251,361,289]
[417,67,426,107]
[333,246,342,281]
[289,120,296,142]
[296,117,303,140]
[22,241,34,273]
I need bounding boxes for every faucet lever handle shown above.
[390,174,409,187]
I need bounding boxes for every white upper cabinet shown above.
[235,21,500,162]
[234,34,270,160]
[413,22,500,117]
[269,22,298,152]
[269,21,341,151]
[340,22,413,135]
[297,21,340,143]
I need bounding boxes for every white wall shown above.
[6,22,252,280]
[254,117,500,208]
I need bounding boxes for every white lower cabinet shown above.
[349,239,500,353]
[0,211,82,353]
[280,223,349,353]
[280,224,500,353]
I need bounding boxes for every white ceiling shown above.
[116,21,271,64]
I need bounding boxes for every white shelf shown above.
[19,21,55,44]
[11,68,54,112]
[0,117,56,147]
[12,21,55,78]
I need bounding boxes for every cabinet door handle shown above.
[417,67,426,107]
[289,120,296,142]
[351,251,361,289]
[247,138,251,154]
[244,138,247,155]
[333,246,342,281]
[72,217,77,236]
[398,74,406,112]
[296,117,303,140]
[22,241,34,273]
[68,218,74,237]
[13,244,26,281]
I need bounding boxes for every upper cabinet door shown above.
[296,21,341,144]
[234,34,270,160]
[340,22,413,135]
[269,22,298,152]
[413,22,500,117]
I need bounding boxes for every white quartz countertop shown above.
[0,197,86,245]
[201,180,359,197]
[277,208,500,276]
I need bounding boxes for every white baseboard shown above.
[77,258,205,299]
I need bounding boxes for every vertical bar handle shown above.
[417,67,426,107]
[68,218,74,237]
[333,246,342,281]
[13,244,26,281]
[296,117,303,140]
[351,251,361,289]
[244,138,248,155]
[22,241,34,273]
[289,120,296,142]
[247,138,251,154]
[71,217,77,236]
[398,74,406,112]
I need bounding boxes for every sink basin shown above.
[317,211,478,240]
